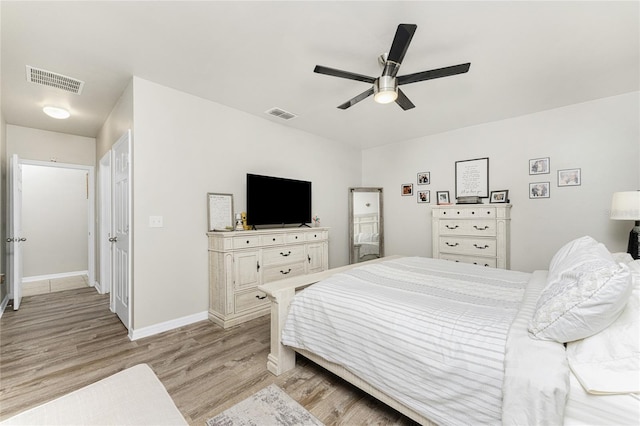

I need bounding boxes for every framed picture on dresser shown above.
[490,190,509,203]
[436,191,450,205]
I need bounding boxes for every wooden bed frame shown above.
[258,256,436,425]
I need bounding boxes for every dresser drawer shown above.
[233,235,261,249]
[306,231,327,241]
[439,237,497,257]
[262,245,305,266]
[440,254,497,268]
[286,232,306,244]
[263,262,306,283]
[439,220,496,237]
[235,289,269,313]
[436,207,496,219]
[261,234,285,246]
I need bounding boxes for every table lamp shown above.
[610,191,640,259]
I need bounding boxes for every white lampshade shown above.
[610,191,640,220]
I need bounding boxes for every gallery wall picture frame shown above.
[529,182,550,199]
[401,183,413,196]
[436,191,450,205]
[207,192,234,231]
[558,168,581,186]
[529,157,550,175]
[490,190,509,203]
[417,172,430,185]
[417,190,430,203]
[455,157,489,198]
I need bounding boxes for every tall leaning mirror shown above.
[349,187,384,264]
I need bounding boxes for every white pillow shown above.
[566,259,640,394]
[546,236,601,284]
[529,237,633,342]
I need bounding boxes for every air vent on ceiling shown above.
[265,107,297,120]
[25,65,84,95]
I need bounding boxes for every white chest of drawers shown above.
[208,227,329,328]
[431,204,511,269]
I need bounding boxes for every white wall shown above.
[21,165,88,277]
[131,77,361,329]
[6,125,95,166]
[363,92,640,272]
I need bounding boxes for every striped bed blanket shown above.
[281,257,533,426]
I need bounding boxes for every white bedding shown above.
[282,257,548,426]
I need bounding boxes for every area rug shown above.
[206,384,323,426]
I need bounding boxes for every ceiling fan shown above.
[314,24,471,111]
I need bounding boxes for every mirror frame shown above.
[349,187,384,264]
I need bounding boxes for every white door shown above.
[7,154,24,310]
[112,131,132,329]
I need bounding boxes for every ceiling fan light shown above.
[374,90,398,104]
[43,106,70,119]
[374,76,398,104]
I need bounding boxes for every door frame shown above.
[98,151,112,297]
[20,159,96,287]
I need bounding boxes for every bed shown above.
[258,236,640,425]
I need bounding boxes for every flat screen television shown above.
[246,173,312,227]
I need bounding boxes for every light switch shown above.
[149,216,163,228]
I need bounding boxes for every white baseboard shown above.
[128,311,209,341]
[23,270,89,283]
[0,294,9,318]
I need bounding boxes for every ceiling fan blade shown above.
[314,65,376,84]
[387,24,417,65]
[395,89,415,110]
[397,63,471,86]
[337,87,375,109]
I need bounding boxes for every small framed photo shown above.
[529,182,550,199]
[417,172,430,185]
[529,157,550,175]
[558,168,581,186]
[490,190,509,203]
[401,183,413,196]
[436,191,450,205]
[417,190,430,203]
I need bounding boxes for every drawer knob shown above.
[255,294,267,300]
[280,268,292,275]
[473,225,489,230]
[473,244,490,249]
[446,225,459,230]
[445,242,459,247]
[280,251,291,257]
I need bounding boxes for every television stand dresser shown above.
[432,204,511,269]
[207,227,329,328]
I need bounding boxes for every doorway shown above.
[9,159,95,305]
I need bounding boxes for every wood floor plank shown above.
[0,287,416,425]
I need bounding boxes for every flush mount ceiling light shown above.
[42,106,70,119]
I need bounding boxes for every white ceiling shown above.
[2,1,638,150]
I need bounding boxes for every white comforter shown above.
[282,257,568,425]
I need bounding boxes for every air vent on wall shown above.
[26,65,84,95]
[265,107,297,120]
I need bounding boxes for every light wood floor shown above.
[0,288,416,425]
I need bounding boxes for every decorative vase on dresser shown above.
[432,204,511,269]
[208,227,329,328]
